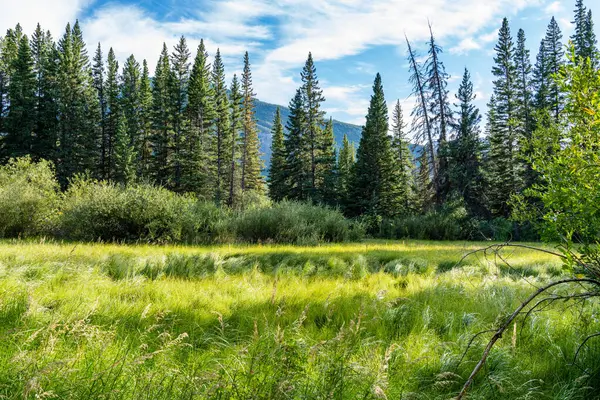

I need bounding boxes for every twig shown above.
[455,278,600,400]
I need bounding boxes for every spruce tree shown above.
[240,52,263,194]
[113,111,136,184]
[185,40,215,197]
[92,43,107,175]
[486,18,521,217]
[0,25,24,150]
[3,34,36,160]
[406,36,436,198]
[105,47,119,179]
[284,89,307,201]
[268,107,287,201]
[227,74,242,207]
[55,21,100,185]
[30,25,58,161]
[337,134,355,209]
[572,0,598,64]
[320,117,338,206]
[534,18,565,120]
[120,54,141,181]
[151,43,174,186]
[391,100,413,213]
[449,69,486,217]
[300,52,326,201]
[170,36,191,190]
[348,73,401,218]
[514,29,534,146]
[212,49,230,204]
[425,23,452,204]
[138,60,153,179]
[414,148,433,212]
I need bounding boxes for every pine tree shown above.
[30,25,58,161]
[414,148,433,212]
[151,43,174,186]
[120,54,141,182]
[337,134,355,209]
[0,25,24,150]
[514,29,534,145]
[391,100,413,213]
[406,36,436,198]
[212,49,230,205]
[486,18,521,217]
[138,60,153,179]
[240,52,263,194]
[185,40,215,197]
[284,89,307,201]
[113,111,136,184]
[170,36,191,190]
[55,21,100,185]
[300,53,326,201]
[449,69,486,217]
[534,18,565,120]
[425,23,452,204]
[268,107,287,201]
[320,117,338,206]
[3,34,36,160]
[92,43,107,175]
[105,47,119,179]
[572,0,598,64]
[348,73,401,217]
[227,74,242,207]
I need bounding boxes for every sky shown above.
[0,0,598,128]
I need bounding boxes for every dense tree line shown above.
[1,0,598,229]
[0,24,263,207]
[268,0,598,228]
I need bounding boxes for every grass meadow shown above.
[0,240,599,399]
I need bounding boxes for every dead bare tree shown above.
[454,243,600,400]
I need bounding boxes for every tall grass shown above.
[0,240,598,399]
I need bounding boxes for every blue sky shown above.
[1,0,598,130]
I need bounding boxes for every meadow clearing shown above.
[0,240,599,399]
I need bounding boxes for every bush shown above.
[57,178,198,242]
[233,200,361,244]
[0,157,59,238]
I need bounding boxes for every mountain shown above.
[254,99,363,166]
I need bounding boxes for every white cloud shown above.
[544,1,563,15]
[0,0,91,36]
[449,37,481,54]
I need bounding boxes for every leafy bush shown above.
[0,157,59,238]
[57,177,199,242]
[232,200,362,244]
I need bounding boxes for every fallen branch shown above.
[456,278,600,400]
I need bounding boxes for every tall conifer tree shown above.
[138,60,153,178]
[240,52,263,194]
[3,35,36,160]
[284,89,307,201]
[337,134,355,209]
[105,47,119,179]
[348,74,400,217]
[300,53,326,200]
[185,40,215,197]
[170,36,191,190]
[486,18,521,217]
[227,75,242,207]
[268,107,287,201]
[425,23,452,204]
[391,100,413,213]
[212,49,230,204]
[151,43,174,186]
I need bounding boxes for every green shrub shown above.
[0,157,59,238]
[232,200,359,244]
[58,178,197,242]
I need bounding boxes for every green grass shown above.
[0,240,599,399]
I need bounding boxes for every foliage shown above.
[0,157,58,237]
[232,200,362,244]
[513,48,600,242]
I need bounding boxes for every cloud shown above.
[449,37,481,54]
[544,1,563,15]
[0,0,91,36]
